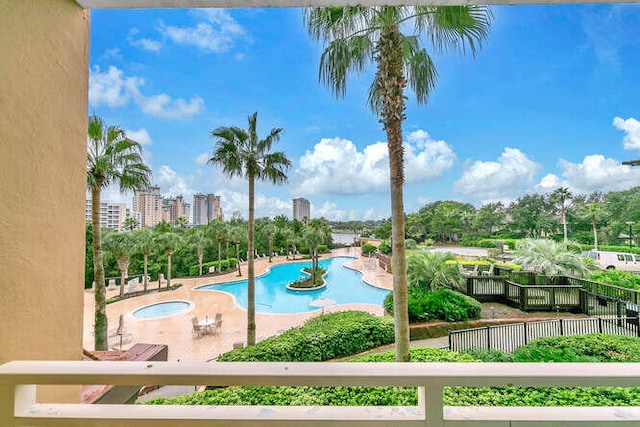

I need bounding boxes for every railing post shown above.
[617,299,624,327]
[486,326,491,351]
[559,318,564,336]
[421,385,444,427]
[448,330,452,351]
[0,384,15,427]
[598,317,603,334]
[523,321,528,345]
[550,287,556,311]
[520,285,526,311]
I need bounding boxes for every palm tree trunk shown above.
[118,259,127,299]
[143,253,148,292]
[198,250,204,276]
[236,242,242,276]
[226,238,230,261]
[268,236,273,262]
[377,23,410,362]
[218,239,222,273]
[562,206,568,249]
[91,186,108,351]
[592,219,599,250]
[167,251,172,289]
[247,174,256,345]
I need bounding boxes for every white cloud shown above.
[195,152,210,165]
[294,130,456,196]
[159,9,248,53]
[127,28,163,52]
[89,66,204,119]
[88,66,132,108]
[537,173,561,191]
[102,48,122,60]
[125,128,152,146]
[156,165,197,201]
[553,154,640,194]
[454,148,541,201]
[613,116,640,150]
[217,189,290,219]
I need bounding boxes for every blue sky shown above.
[89,5,640,221]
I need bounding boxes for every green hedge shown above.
[361,243,377,255]
[148,340,640,407]
[384,288,481,323]
[217,311,395,362]
[587,270,640,291]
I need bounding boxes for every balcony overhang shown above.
[74,0,640,9]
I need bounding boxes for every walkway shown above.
[82,248,393,362]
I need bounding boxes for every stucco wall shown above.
[0,0,89,397]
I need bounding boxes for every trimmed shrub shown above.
[378,239,391,255]
[587,270,640,291]
[228,258,237,268]
[384,288,481,323]
[217,311,395,362]
[317,244,328,253]
[512,334,640,363]
[361,243,377,255]
[405,238,417,250]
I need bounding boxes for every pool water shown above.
[133,301,191,319]
[196,257,389,314]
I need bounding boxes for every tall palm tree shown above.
[133,228,154,292]
[123,217,138,231]
[86,115,151,351]
[306,6,491,361]
[208,219,226,273]
[230,223,247,277]
[176,216,188,229]
[155,232,181,288]
[104,231,136,299]
[303,226,325,285]
[263,222,278,262]
[188,227,210,276]
[209,111,291,346]
[551,187,573,248]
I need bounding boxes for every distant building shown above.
[292,197,310,221]
[193,193,223,225]
[232,210,242,221]
[133,186,163,228]
[85,198,137,231]
[162,195,190,226]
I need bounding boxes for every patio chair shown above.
[191,317,206,337]
[210,320,223,336]
[481,264,495,276]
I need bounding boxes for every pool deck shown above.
[82,248,393,362]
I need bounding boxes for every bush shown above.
[405,238,417,250]
[512,334,640,363]
[228,258,237,268]
[217,311,395,362]
[317,244,328,253]
[384,288,481,323]
[361,243,377,255]
[288,268,326,289]
[378,239,391,255]
[476,238,518,250]
[587,270,640,291]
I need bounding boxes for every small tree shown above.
[514,238,588,277]
[133,228,154,292]
[104,231,136,298]
[155,232,182,288]
[188,227,210,276]
[407,251,463,291]
[263,222,278,262]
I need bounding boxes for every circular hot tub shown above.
[132,301,191,319]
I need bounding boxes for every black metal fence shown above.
[448,316,640,353]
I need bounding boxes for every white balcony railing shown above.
[2,361,640,426]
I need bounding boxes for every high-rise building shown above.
[162,195,190,226]
[133,185,163,228]
[292,197,310,221]
[192,193,223,225]
[232,210,242,221]
[85,198,136,231]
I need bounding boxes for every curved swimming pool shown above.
[133,301,191,319]
[196,256,389,314]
